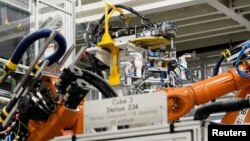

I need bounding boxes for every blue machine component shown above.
[148,50,159,57]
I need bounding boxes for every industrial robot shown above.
[0,3,249,141]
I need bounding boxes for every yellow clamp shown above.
[30,64,40,76]
[34,64,40,71]
[17,23,23,31]
[0,107,8,123]
[6,60,17,71]
[2,107,8,117]
[6,60,40,76]
[0,117,3,123]
[221,49,231,58]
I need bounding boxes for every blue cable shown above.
[160,79,164,87]
[172,70,180,79]
[235,41,250,78]
[167,69,180,83]
[179,64,192,75]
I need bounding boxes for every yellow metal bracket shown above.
[129,36,171,50]
[97,3,124,85]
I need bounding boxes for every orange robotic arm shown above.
[26,65,117,141]
[165,66,250,122]
[22,64,250,141]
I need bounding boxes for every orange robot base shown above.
[27,104,84,141]
[27,77,84,141]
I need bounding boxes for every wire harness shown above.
[236,40,250,78]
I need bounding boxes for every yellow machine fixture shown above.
[97,3,125,85]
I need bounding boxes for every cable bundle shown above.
[235,40,250,78]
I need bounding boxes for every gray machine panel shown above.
[53,121,204,141]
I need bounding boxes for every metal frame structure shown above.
[0,0,29,12]
[31,0,75,67]
[0,0,30,44]
[75,0,250,53]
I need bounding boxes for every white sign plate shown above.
[84,91,167,130]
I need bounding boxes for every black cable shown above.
[211,54,238,104]
[85,24,104,77]
[194,98,250,120]
[115,4,152,23]
[211,44,245,102]
[81,69,117,97]
[81,75,115,98]
[58,66,117,98]
[92,8,112,37]
[198,42,250,118]
[213,43,244,76]
[212,56,224,76]
[93,4,153,36]
[211,56,224,103]
[88,54,97,73]
[108,25,146,30]
[93,58,103,78]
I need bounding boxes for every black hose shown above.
[81,69,117,97]
[212,42,245,76]
[109,25,146,30]
[115,5,152,23]
[58,65,117,98]
[88,54,97,72]
[81,75,114,98]
[93,4,153,35]
[211,43,247,102]
[93,57,103,78]
[194,98,250,120]
[93,8,112,34]
[212,56,224,76]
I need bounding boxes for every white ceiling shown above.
[75,0,250,54]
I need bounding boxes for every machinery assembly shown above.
[1,0,250,140]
